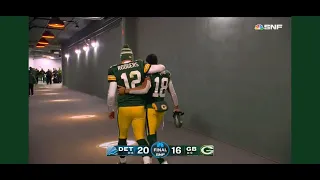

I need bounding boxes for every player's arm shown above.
[144,63,166,74]
[124,77,152,95]
[107,68,117,117]
[167,80,180,110]
[107,82,117,112]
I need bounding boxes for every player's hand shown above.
[108,111,115,120]
[173,107,184,115]
[117,85,126,95]
[173,106,181,113]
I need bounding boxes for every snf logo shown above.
[200,145,214,156]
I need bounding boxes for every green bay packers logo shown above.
[200,145,214,156]
[161,104,168,110]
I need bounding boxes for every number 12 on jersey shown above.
[120,71,142,89]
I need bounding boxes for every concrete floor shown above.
[29,83,275,164]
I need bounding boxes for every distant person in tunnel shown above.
[36,68,40,84]
[118,53,183,164]
[29,70,37,96]
[107,45,166,164]
[58,68,62,83]
[46,69,52,85]
[40,68,45,83]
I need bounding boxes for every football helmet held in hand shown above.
[173,111,184,128]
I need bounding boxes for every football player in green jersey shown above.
[107,46,166,164]
[118,54,182,164]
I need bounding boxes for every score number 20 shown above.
[137,146,149,155]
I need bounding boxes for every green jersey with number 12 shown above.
[146,70,171,108]
[108,60,151,107]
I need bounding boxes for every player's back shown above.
[146,71,171,108]
[109,60,147,107]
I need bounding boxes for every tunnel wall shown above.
[133,17,291,163]
[61,17,291,163]
[61,21,122,99]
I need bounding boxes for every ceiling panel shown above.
[29,17,103,57]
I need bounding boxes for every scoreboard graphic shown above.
[106,141,214,158]
[150,142,170,158]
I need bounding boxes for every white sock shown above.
[143,156,152,164]
[161,161,168,164]
[119,157,126,163]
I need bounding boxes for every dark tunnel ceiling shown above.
[29,17,105,57]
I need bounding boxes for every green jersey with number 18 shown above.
[108,59,151,107]
[146,70,171,108]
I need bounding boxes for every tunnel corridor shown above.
[29,83,275,164]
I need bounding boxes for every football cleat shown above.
[118,157,127,164]
[117,162,126,164]
[142,156,152,164]
[161,161,168,164]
